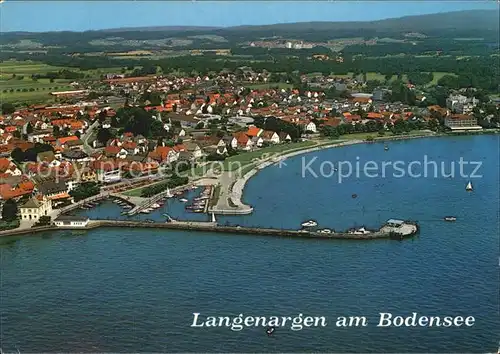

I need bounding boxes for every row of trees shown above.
[69,182,100,202]
[2,49,498,91]
[140,174,189,198]
[253,116,303,142]
[11,143,54,163]
[320,118,438,139]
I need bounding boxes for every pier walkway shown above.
[27,219,418,241]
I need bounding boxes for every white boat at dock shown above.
[301,220,318,227]
[318,228,333,234]
[165,188,173,198]
[151,203,161,209]
[348,226,371,235]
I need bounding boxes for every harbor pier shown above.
[6,218,419,241]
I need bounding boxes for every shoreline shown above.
[227,129,499,211]
[227,132,445,212]
[0,131,497,238]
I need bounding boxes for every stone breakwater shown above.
[0,220,419,241]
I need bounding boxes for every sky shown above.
[0,1,497,33]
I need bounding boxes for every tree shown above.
[1,103,16,115]
[26,122,33,135]
[75,131,81,139]
[96,128,113,145]
[53,125,61,137]
[11,147,24,163]
[2,199,18,222]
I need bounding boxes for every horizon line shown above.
[1,7,497,34]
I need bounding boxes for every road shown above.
[82,119,100,155]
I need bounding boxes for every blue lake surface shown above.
[1,135,499,352]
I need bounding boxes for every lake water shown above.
[1,135,498,352]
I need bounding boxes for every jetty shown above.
[2,218,419,241]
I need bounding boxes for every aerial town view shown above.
[0,1,499,352]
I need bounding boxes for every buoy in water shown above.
[266,326,276,336]
[352,194,357,198]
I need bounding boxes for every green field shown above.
[429,72,456,85]
[223,141,317,171]
[0,60,128,104]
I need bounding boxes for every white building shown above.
[54,215,90,228]
[19,196,52,222]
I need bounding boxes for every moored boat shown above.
[318,228,333,234]
[301,220,318,227]
[179,198,188,203]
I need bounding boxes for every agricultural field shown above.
[429,72,456,85]
[0,60,127,104]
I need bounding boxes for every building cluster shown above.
[1,69,490,224]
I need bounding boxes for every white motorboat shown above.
[444,216,457,222]
[349,226,371,235]
[179,198,188,203]
[318,228,332,234]
[466,181,473,191]
[151,203,160,209]
[301,220,318,227]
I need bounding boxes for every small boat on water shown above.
[140,208,152,214]
[179,198,189,203]
[151,203,161,209]
[444,216,457,222]
[165,188,173,198]
[301,220,318,227]
[466,181,473,191]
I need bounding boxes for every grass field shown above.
[429,72,456,85]
[223,141,317,171]
[0,60,127,104]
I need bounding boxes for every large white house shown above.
[19,195,52,221]
[304,122,317,133]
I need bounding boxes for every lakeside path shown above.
[209,132,445,215]
[209,139,364,214]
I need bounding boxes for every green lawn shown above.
[122,187,145,197]
[429,72,456,85]
[223,141,317,171]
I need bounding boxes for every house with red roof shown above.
[260,130,280,144]
[0,158,21,176]
[246,126,263,137]
[147,146,178,164]
[56,135,79,149]
[233,132,253,150]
